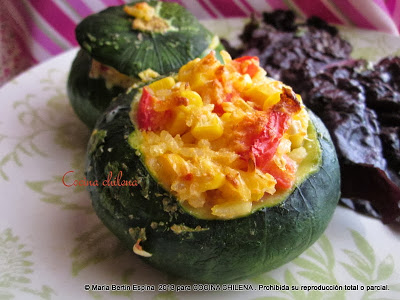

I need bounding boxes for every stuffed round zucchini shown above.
[68,0,223,128]
[86,51,340,283]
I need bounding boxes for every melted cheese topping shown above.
[133,51,310,219]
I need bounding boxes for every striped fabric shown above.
[2,0,400,85]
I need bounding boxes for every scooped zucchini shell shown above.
[68,0,224,129]
[86,53,340,282]
[67,50,125,128]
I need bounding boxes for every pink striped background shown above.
[2,0,400,86]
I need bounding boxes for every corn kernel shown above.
[288,109,309,148]
[201,172,225,191]
[243,84,279,107]
[181,131,196,144]
[191,114,223,141]
[158,153,190,178]
[189,73,209,91]
[220,112,231,123]
[156,157,176,185]
[233,74,252,92]
[178,59,200,82]
[148,77,175,92]
[219,179,251,202]
[289,134,306,149]
[276,138,292,155]
[288,147,307,163]
[263,92,281,110]
[168,110,188,136]
[180,90,203,107]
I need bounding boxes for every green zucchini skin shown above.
[67,50,124,129]
[76,0,220,77]
[68,1,224,128]
[86,89,341,283]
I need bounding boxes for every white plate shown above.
[1,19,400,300]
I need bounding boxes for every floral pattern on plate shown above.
[0,20,399,300]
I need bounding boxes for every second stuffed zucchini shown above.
[68,0,224,128]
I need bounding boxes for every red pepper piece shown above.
[213,92,234,115]
[251,111,291,166]
[137,87,172,131]
[260,155,297,190]
[251,87,302,189]
[234,56,260,77]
